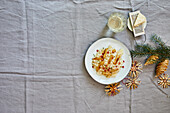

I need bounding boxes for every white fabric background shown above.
[0,0,170,113]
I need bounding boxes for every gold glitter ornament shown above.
[105,83,122,96]
[156,59,169,78]
[129,61,143,78]
[144,55,159,66]
[126,77,141,90]
[158,74,170,88]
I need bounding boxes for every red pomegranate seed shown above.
[123,60,125,63]
[122,66,124,68]
[118,62,121,65]
[96,50,99,52]
[92,66,94,68]
[102,53,104,55]
[107,51,109,54]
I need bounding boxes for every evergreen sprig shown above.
[131,35,170,62]
[150,34,165,47]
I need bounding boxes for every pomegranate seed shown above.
[96,50,99,52]
[123,60,125,63]
[122,66,124,68]
[118,62,121,65]
[92,66,94,68]
[107,51,109,54]
[102,53,104,55]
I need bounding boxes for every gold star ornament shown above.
[105,83,122,96]
[126,77,141,90]
[129,61,143,78]
[158,74,170,88]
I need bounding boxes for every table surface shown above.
[0,0,170,113]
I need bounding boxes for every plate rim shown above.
[85,38,132,85]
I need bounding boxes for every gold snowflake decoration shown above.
[126,77,141,90]
[158,74,170,88]
[129,61,143,78]
[105,83,122,96]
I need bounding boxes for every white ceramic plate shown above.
[85,38,132,84]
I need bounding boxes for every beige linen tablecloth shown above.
[0,0,170,113]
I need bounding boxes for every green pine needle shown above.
[131,34,170,62]
[150,34,165,47]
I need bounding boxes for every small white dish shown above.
[127,17,147,31]
[85,38,132,84]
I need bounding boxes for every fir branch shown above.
[131,34,170,60]
[135,44,153,53]
[131,44,154,57]
[150,34,165,47]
